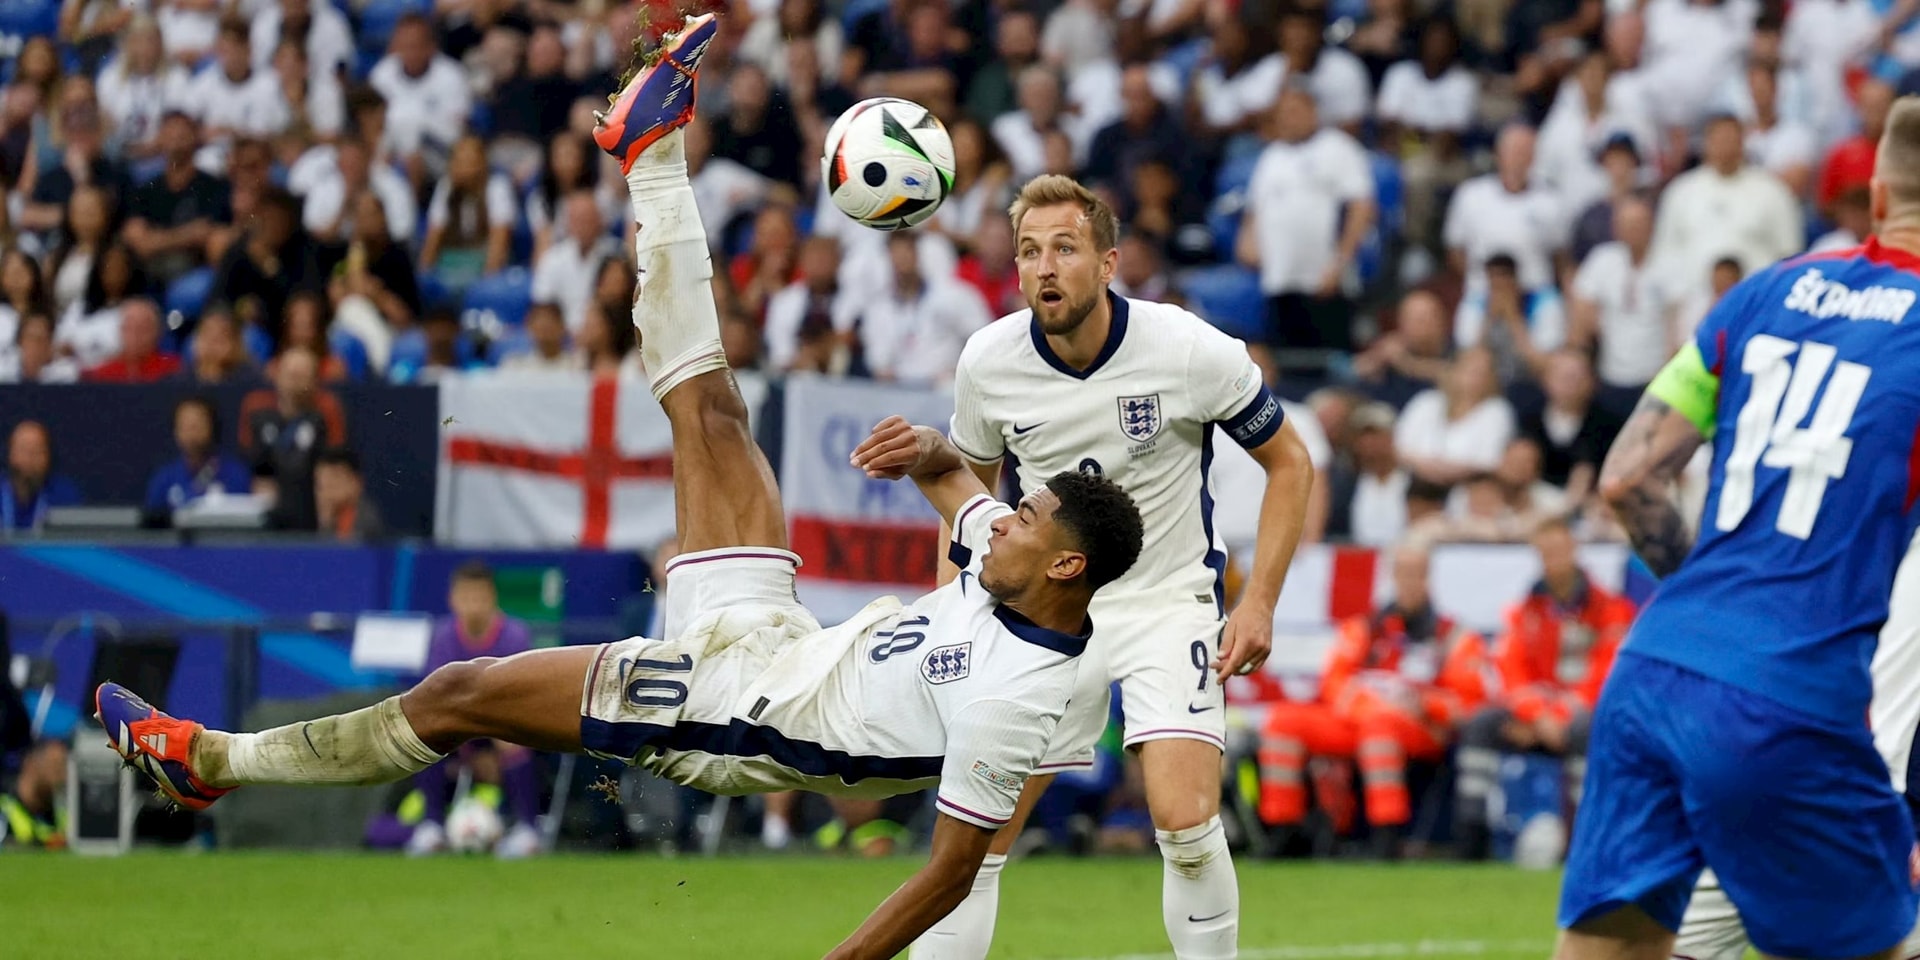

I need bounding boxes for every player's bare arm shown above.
[850,415,992,525]
[823,814,998,960]
[1217,419,1315,681]
[1597,337,1717,576]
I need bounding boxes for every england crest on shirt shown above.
[923,643,971,684]
[1118,394,1162,443]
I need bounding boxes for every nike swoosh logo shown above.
[1188,910,1230,923]
[1012,422,1047,435]
[1187,704,1214,714]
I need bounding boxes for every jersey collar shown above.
[993,604,1092,657]
[1029,290,1129,380]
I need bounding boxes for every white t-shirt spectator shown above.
[55,304,124,370]
[1641,0,1757,128]
[1743,121,1818,181]
[303,165,418,241]
[1574,241,1674,387]
[1395,390,1517,474]
[251,3,355,81]
[1351,468,1411,548]
[858,279,993,384]
[157,5,219,61]
[1193,53,1285,130]
[1650,164,1803,300]
[96,59,193,151]
[1534,78,1659,212]
[1783,0,1883,148]
[1376,60,1479,133]
[531,236,619,334]
[281,70,347,140]
[989,111,1055,183]
[1245,127,1374,295]
[187,66,287,138]
[1443,175,1567,293]
[369,55,472,158]
[1209,400,1327,552]
[764,280,862,371]
[1453,287,1569,357]
[426,173,518,237]
[1282,47,1372,129]
[693,158,774,250]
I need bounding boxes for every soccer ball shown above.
[445,797,504,854]
[822,97,956,231]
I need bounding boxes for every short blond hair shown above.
[1008,175,1119,253]
[1879,96,1920,202]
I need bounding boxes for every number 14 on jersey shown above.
[1718,334,1871,540]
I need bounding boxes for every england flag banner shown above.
[434,371,767,549]
[780,376,957,623]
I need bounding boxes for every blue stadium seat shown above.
[841,0,889,32]
[417,272,451,312]
[244,323,275,365]
[330,330,372,380]
[1214,149,1261,200]
[164,267,216,322]
[462,267,534,330]
[387,327,428,372]
[356,0,429,55]
[1355,152,1405,286]
[1180,265,1265,341]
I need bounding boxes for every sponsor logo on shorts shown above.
[923,642,971,684]
[971,759,1024,791]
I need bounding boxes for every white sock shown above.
[1157,817,1239,960]
[907,852,1006,960]
[623,128,725,401]
[199,697,443,788]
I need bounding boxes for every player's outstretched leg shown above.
[1139,740,1239,960]
[595,12,785,558]
[95,645,599,807]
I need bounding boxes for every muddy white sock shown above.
[622,128,725,400]
[197,697,443,788]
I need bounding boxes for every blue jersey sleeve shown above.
[1692,270,1770,378]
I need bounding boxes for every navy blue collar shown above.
[993,604,1092,657]
[1029,290,1128,380]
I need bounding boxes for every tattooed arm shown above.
[1597,392,1710,577]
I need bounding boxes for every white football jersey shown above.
[645,495,1085,829]
[949,294,1282,603]
[1869,528,1920,790]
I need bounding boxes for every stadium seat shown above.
[330,330,373,380]
[417,272,451,312]
[164,268,216,323]
[1214,150,1261,200]
[244,323,275,365]
[1179,265,1265,341]
[387,327,428,373]
[1355,152,1406,286]
[462,268,534,330]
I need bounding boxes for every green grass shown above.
[0,853,1562,959]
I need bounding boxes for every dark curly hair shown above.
[1043,470,1144,591]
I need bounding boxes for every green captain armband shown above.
[1645,342,1720,438]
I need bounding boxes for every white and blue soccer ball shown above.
[445,796,505,854]
[822,97,956,231]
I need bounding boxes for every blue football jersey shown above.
[1627,240,1920,725]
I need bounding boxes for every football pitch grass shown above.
[0,853,1561,959]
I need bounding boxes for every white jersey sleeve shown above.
[948,493,1010,570]
[950,341,1005,464]
[1187,324,1285,449]
[935,696,1056,828]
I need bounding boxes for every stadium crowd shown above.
[1,0,1914,858]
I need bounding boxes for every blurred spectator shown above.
[739,0,845,91]
[267,291,348,382]
[1453,436,1570,531]
[532,193,617,335]
[1240,83,1374,352]
[303,134,415,245]
[175,306,260,386]
[1351,289,1452,408]
[46,185,113,317]
[1739,61,1817,199]
[1042,0,1120,80]
[209,138,276,264]
[713,63,804,189]
[580,290,644,380]
[955,213,1024,314]
[0,248,50,369]
[1190,5,1282,140]
[61,0,134,73]
[186,20,289,152]
[1111,231,1173,303]
[313,446,386,542]
[731,204,801,324]
[241,346,346,531]
[855,0,967,117]
[1781,0,1879,147]
[419,135,513,290]
[1257,540,1489,857]
[390,307,484,384]
[145,395,253,518]
[1306,385,1365,462]
[1430,471,1529,543]
[1650,113,1802,301]
[0,739,67,848]
[19,99,123,241]
[1377,15,1478,251]
[1640,0,1753,148]
[855,231,991,384]
[1326,402,1409,547]
[1348,0,1419,87]
[252,0,354,85]
[1670,256,1745,350]
[963,6,1041,124]
[405,561,540,858]
[1819,77,1894,214]
[3,421,82,534]
[1276,4,1372,134]
[84,298,180,382]
[123,111,229,285]
[687,115,774,253]
[1533,49,1657,220]
[722,309,762,370]
[1454,253,1566,385]
[1124,157,1211,264]
[1572,196,1671,415]
[268,39,346,148]
[58,241,147,368]
[1453,517,1635,860]
[325,192,423,375]
[765,234,856,373]
[1083,63,1190,200]
[1519,349,1613,506]
[1813,186,1873,254]
[1444,124,1567,326]
[994,65,1070,182]
[211,186,325,341]
[928,119,1013,251]
[488,25,580,150]
[96,16,192,159]
[500,302,584,373]
[369,14,472,181]
[1567,134,1643,264]
[1,313,79,384]
[527,135,601,260]
[1395,346,1516,485]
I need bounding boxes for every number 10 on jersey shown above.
[1718,334,1871,540]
